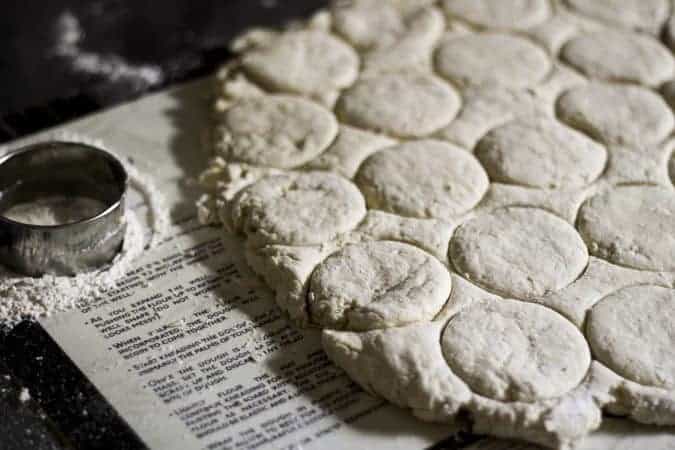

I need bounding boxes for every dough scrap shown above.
[245,243,332,325]
[331,0,436,50]
[309,240,451,330]
[576,185,675,272]
[556,83,674,147]
[475,117,607,189]
[586,285,675,389]
[435,33,551,89]
[215,95,338,168]
[538,256,675,328]
[441,0,550,30]
[561,30,674,87]
[356,210,454,263]
[601,143,673,186]
[325,320,609,448]
[436,87,540,149]
[231,171,366,246]
[564,0,670,34]
[449,207,588,299]
[355,140,489,219]
[322,321,473,420]
[336,72,460,138]
[241,30,359,97]
[474,182,588,224]
[303,124,396,178]
[442,298,591,402]
[362,7,445,75]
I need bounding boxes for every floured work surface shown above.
[200,0,675,448]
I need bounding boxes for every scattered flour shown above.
[53,10,164,87]
[18,387,31,403]
[0,132,169,328]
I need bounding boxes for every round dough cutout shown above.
[309,240,451,331]
[215,95,338,168]
[587,285,675,389]
[355,140,489,219]
[441,0,549,30]
[241,30,360,96]
[475,117,607,188]
[336,73,460,138]
[442,299,591,402]
[561,30,674,87]
[435,33,551,89]
[231,172,366,246]
[450,207,588,299]
[556,83,674,146]
[576,185,675,271]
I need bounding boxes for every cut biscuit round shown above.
[449,207,588,299]
[435,33,551,89]
[441,0,550,30]
[231,172,366,246]
[475,117,607,189]
[241,30,360,96]
[564,0,670,34]
[576,185,675,271]
[587,284,675,389]
[560,30,674,87]
[336,73,460,138]
[215,95,338,169]
[355,140,489,220]
[309,240,451,331]
[442,298,591,402]
[556,83,674,147]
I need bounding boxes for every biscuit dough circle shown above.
[355,140,489,219]
[561,31,674,87]
[587,285,675,389]
[475,117,607,188]
[241,30,360,96]
[556,83,674,147]
[215,95,338,168]
[442,299,591,402]
[336,73,460,138]
[435,33,551,88]
[309,240,452,331]
[576,185,675,271]
[449,207,588,299]
[441,0,549,30]
[231,172,366,246]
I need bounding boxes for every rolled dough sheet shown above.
[200,0,675,448]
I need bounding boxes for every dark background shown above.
[0,1,330,449]
[0,0,328,143]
